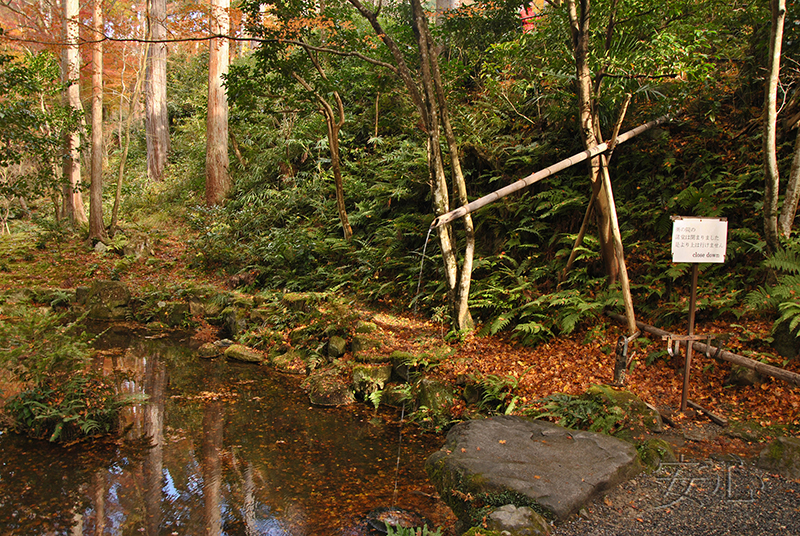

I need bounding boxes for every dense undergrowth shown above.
[0,306,139,443]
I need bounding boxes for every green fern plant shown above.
[745,244,800,336]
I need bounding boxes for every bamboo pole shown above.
[599,154,637,336]
[606,312,800,387]
[429,114,671,229]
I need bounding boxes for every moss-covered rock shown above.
[249,307,272,325]
[391,350,418,381]
[86,280,131,320]
[351,334,383,361]
[328,335,347,358]
[223,344,264,364]
[482,504,553,536]
[352,363,393,398]
[757,436,800,479]
[637,438,677,470]
[379,383,412,407]
[197,342,222,359]
[586,385,663,442]
[461,528,505,536]
[282,292,324,312]
[271,349,308,374]
[302,367,356,406]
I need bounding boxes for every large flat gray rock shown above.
[426,415,641,522]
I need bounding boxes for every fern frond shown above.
[765,248,800,274]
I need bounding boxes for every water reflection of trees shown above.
[0,334,441,535]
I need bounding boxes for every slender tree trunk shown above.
[145,0,169,182]
[568,0,618,282]
[90,0,107,242]
[111,42,147,235]
[347,0,472,330]
[426,21,474,330]
[764,0,785,251]
[411,0,463,325]
[778,124,800,237]
[292,51,353,240]
[62,0,87,225]
[206,0,230,206]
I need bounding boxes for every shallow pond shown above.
[0,327,452,535]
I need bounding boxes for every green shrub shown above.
[745,241,800,336]
[526,391,624,435]
[5,373,132,443]
[0,306,138,443]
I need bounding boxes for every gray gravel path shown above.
[553,457,800,536]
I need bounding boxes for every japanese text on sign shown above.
[671,217,727,263]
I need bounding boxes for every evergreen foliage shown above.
[0,306,138,443]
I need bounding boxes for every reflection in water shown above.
[0,332,451,535]
[144,349,167,536]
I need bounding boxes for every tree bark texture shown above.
[90,0,106,241]
[206,0,231,206]
[61,0,87,225]
[778,124,800,237]
[568,0,618,282]
[146,0,169,182]
[347,0,474,330]
[763,0,785,250]
[292,50,352,240]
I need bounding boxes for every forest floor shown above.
[1,222,799,465]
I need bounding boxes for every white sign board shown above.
[671,217,727,263]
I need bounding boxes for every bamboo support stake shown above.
[561,95,630,283]
[599,154,637,335]
[431,113,669,230]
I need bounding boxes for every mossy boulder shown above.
[352,363,393,398]
[223,344,264,364]
[282,292,323,312]
[481,504,553,536]
[391,350,418,381]
[86,280,131,320]
[757,436,800,479]
[351,335,383,362]
[327,335,347,358]
[220,306,248,338]
[354,320,379,334]
[197,342,222,359]
[378,383,411,407]
[271,349,308,374]
[586,385,663,441]
[153,301,190,327]
[637,438,677,470]
[302,367,356,406]
[461,528,505,536]
[417,379,456,430]
[249,307,272,325]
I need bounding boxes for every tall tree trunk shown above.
[146,0,169,182]
[62,0,87,225]
[778,116,800,237]
[111,42,147,235]
[764,0,785,251]
[291,52,352,240]
[424,11,475,330]
[90,0,107,242]
[347,0,472,330]
[568,0,618,282]
[206,0,230,206]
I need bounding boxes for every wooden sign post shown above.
[670,217,728,412]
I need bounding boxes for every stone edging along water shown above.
[4,280,800,536]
